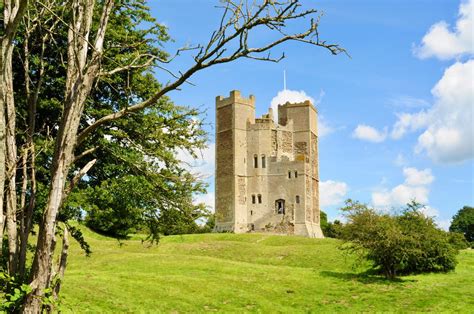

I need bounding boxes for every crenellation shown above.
[215,90,323,238]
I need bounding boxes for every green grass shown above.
[59,228,474,313]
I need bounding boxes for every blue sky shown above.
[150,0,473,228]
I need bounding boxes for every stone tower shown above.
[215,90,323,238]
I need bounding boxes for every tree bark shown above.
[1,0,28,272]
[23,1,114,311]
[53,227,69,300]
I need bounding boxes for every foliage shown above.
[0,272,32,312]
[448,232,470,250]
[450,206,474,245]
[323,220,344,239]
[340,199,459,279]
[320,211,343,238]
[320,210,328,231]
[12,0,209,240]
[2,0,346,309]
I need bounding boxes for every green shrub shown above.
[448,232,470,250]
[450,206,474,246]
[340,200,459,279]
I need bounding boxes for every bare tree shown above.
[0,0,345,312]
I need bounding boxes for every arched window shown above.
[252,195,256,204]
[275,199,285,214]
[294,171,298,178]
[261,155,266,168]
[258,194,262,204]
[295,195,300,204]
[288,171,291,179]
[254,154,258,168]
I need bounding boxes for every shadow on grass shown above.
[320,270,417,284]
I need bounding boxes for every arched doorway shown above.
[275,199,285,215]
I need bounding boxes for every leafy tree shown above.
[323,220,343,239]
[449,206,474,245]
[320,211,343,238]
[340,199,458,279]
[447,232,470,250]
[1,0,346,310]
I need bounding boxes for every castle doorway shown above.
[276,199,285,214]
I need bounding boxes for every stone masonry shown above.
[214,90,323,238]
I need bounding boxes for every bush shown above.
[340,199,459,279]
[450,206,474,246]
[448,232,470,250]
[322,220,343,238]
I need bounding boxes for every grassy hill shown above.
[59,228,474,313]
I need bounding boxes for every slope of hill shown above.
[60,228,474,312]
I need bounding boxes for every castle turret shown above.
[215,91,322,238]
[215,90,255,233]
[278,101,321,237]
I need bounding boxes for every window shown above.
[250,210,253,216]
[254,154,258,168]
[275,199,285,214]
[294,171,298,178]
[261,155,266,168]
[252,195,256,204]
[296,195,300,204]
[288,171,291,179]
[258,194,262,204]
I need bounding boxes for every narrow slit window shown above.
[258,194,262,204]
[294,171,298,178]
[254,155,258,168]
[261,155,266,168]
[252,195,256,204]
[296,195,300,204]
[288,171,291,179]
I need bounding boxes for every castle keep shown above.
[215,90,323,238]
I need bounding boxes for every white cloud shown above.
[419,205,440,219]
[318,116,334,137]
[373,185,430,208]
[320,180,348,207]
[391,60,474,163]
[415,61,474,162]
[414,0,473,60]
[372,167,434,209]
[388,96,430,109]
[436,219,451,231]
[352,124,387,143]
[177,142,215,179]
[194,191,215,212]
[270,89,334,137]
[270,89,315,121]
[403,167,434,186]
[390,111,429,139]
[394,153,407,167]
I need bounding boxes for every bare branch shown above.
[63,159,97,198]
[77,0,346,144]
[73,146,98,163]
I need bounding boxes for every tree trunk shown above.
[0,0,29,268]
[53,227,69,300]
[23,1,114,311]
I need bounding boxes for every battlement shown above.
[278,100,317,113]
[216,90,256,108]
[215,90,322,238]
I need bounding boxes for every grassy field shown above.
[59,228,474,313]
